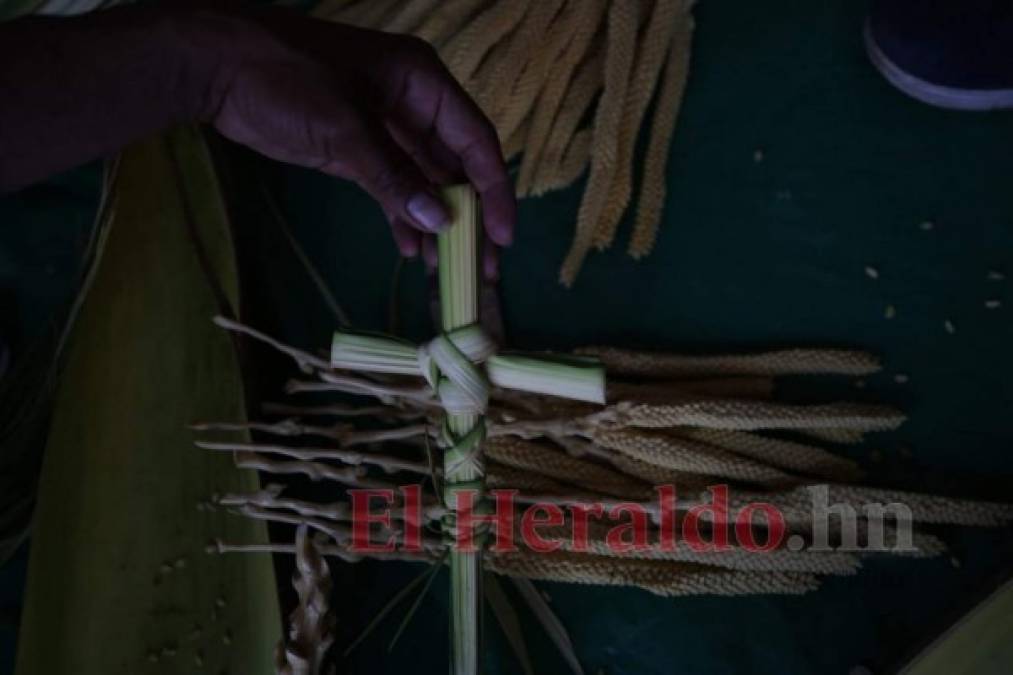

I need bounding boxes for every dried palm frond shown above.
[275,526,336,675]
[322,0,698,285]
[200,319,1013,608]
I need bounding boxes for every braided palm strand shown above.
[486,436,652,500]
[473,0,564,126]
[487,461,572,494]
[595,428,797,486]
[275,526,336,675]
[538,128,596,197]
[726,485,1013,528]
[414,0,490,48]
[384,0,444,35]
[532,522,861,575]
[328,0,699,283]
[608,377,776,401]
[516,0,607,195]
[797,427,868,445]
[442,0,529,82]
[559,0,639,287]
[628,2,695,258]
[677,428,861,480]
[202,323,1013,608]
[338,0,402,28]
[607,451,715,493]
[548,434,716,493]
[501,116,530,162]
[618,400,905,432]
[528,51,603,196]
[579,345,882,377]
[487,550,820,597]
[490,0,578,143]
[593,0,681,250]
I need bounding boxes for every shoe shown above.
[865,0,1013,110]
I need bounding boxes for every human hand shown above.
[196,9,515,278]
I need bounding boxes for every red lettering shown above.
[521,504,565,553]
[735,502,785,552]
[605,503,651,553]
[400,484,423,553]
[569,502,605,553]
[656,485,678,551]
[349,489,396,553]
[682,484,731,553]
[455,488,518,553]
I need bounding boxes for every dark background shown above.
[2,0,1012,673]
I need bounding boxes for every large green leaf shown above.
[15,128,281,674]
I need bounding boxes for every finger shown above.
[483,240,499,281]
[429,85,515,247]
[386,121,462,185]
[379,54,516,246]
[319,116,450,235]
[422,233,438,271]
[391,218,421,258]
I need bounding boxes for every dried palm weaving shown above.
[198,322,1013,603]
[276,526,336,675]
[316,0,696,285]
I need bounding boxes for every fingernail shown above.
[407,193,449,233]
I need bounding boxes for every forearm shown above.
[0,5,515,254]
[0,6,225,192]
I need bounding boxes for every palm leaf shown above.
[0,158,118,564]
[14,128,282,674]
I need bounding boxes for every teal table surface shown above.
[2,1,1012,673]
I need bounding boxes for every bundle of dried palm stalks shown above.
[316,0,696,285]
[275,525,336,675]
[197,319,1013,603]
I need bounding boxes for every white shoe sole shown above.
[864,21,1013,111]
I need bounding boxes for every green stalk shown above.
[438,185,483,675]
[327,185,605,673]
